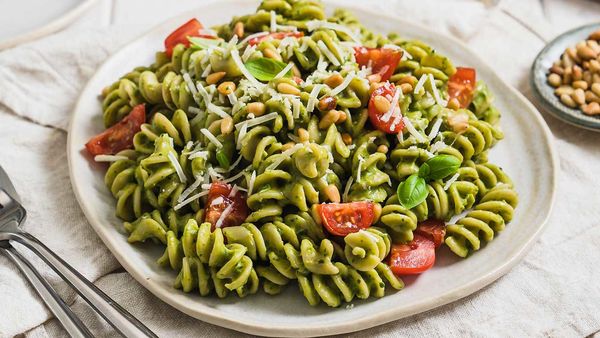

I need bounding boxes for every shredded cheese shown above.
[188,150,209,160]
[227,92,238,105]
[328,73,355,97]
[444,173,460,190]
[428,73,447,106]
[239,32,268,46]
[174,190,209,211]
[266,144,303,170]
[182,73,202,106]
[229,185,239,197]
[307,84,323,112]
[230,49,264,88]
[397,131,404,143]
[317,40,340,66]
[381,87,402,122]
[178,176,204,203]
[356,156,364,183]
[291,97,301,119]
[201,128,223,148]
[234,112,278,130]
[402,117,427,143]
[94,155,128,162]
[222,166,250,184]
[270,10,277,32]
[211,196,224,206]
[215,203,234,228]
[241,44,257,62]
[236,122,248,150]
[413,74,428,95]
[247,171,257,196]
[428,118,443,140]
[168,152,187,183]
[274,62,294,80]
[342,176,354,202]
[201,64,212,78]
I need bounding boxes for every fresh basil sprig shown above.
[244,57,292,81]
[397,155,461,209]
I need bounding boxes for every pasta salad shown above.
[85,0,518,308]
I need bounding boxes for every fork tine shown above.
[1,243,93,337]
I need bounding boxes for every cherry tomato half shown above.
[354,47,402,82]
[85,104,145,156]
[317,201,375,236]
[205,182,248,231]
[368,82,404,134]
[164,18,215,57]
[247,32,305,46]
[388,234,436,275]
[416,219,446,248]
[447,67,476,108]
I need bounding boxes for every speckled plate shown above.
[531,23,600,131]
[68,0,558,336]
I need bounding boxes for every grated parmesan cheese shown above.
[274,62,294,80]
[266,143,303,170]
[356,156,365,183]
[239,32,268,46]
[317,40,340,66]
[230,49,264,88]
[428,118,443,140]
[327,73,354,97]
[342,176,354,202]
[291,97,301,119]
[201,128,223,148]
[201,64,212,78]
[247,171,256,196]
[211,196,224,206]
[234,112,279,130]
[182,73,202,106]
[168,152,187,183]
[307,84,323,112]
[94,155,128,162]
[402,117,427,143]
[270,10,277,32]
[428,73,447,106]
[381,87,402,122]
[227,92,238,105]
[444,173,460,190]
[236,121,248,150]
[188,150,208,160]
[306,20,362,44]
[174,190,209,211]
[215,203,234,228]
[178,176,204,203]
[413,74,428,95]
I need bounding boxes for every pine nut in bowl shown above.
[531,23,600,131]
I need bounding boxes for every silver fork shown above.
[0,165,157,337]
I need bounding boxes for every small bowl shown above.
[531,23,600,131]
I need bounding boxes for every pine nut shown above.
[263,48,282,61]
[555,85,574,96]
[572,88,585,105]
[585,90,600,103]
[398,75,418,86]
[234,22,244,38]
[577,45,597,60]
[594,74,600,84]
[297,128,309,142]
[319,110,341,129]
[583,70,593,84]
[572,80,588,90]
[589,29,600,41]
[563,67,573,84]
[589,59,600,73]
[206,71,226,85]
[400,83,413,94]
[567,47,581,63]
[548,73,562,87]
[562,53,574,69]
[220,116,234,135]
[374,95,391,113]
[377,144,389,153]
[582,102,600,115]
[324,73,344,88]
[341,133,352,145]
[367,74,381,83]
[447,98,460,110]
[573,65,583,80]
[318,96,337,112]
[588,40,600,54]
[560,93,577,108]
[550,65,564,75]
[372,203,382,223]
[247,102,266,116]
[277,82,301,95]
[336,110,347,123]
[282,142,295,151]
[369,81,385,94]
[292,64,302,78]
[592,83,600,97]
[324,184,341,203]
[217,81,236,95]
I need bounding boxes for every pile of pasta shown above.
[98,0,518,307]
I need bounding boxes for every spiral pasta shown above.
[92,0,518,308]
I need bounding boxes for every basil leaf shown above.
[244,57,291,81]
[188,37,223,49]
[418,163,430,178]
[424,155,460,180]
[397,174,428,209]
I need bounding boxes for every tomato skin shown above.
[85,104,145,156]
[389,234,436,275]
[416,219,446,248]
[368,82,404,134]
[354,47,402,81]
[247,32,304,46]
[318,201,375,236]
[204,182,248,231]
[447,67,476,108]
[164,19,215,57]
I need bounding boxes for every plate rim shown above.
[0,0,98,50]
[530,22,600,131]
[67,1,559,336]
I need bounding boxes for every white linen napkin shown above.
[0,1,599,337]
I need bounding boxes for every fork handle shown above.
[1,244,93,338]
[9,232,157,338]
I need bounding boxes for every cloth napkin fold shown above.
[0,1,600,337]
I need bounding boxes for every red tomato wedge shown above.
[205,182,248,231]
[389,234,436,275]
[416,219,446,248]
[368,82,404,134]
[447,67,476,108]
[317,201,375,236]
[354,47,402,82]
[164,19,216,57]
[247,32,304,46]
[85,104,145,156]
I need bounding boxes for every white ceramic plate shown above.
[67,1,558,336]
[0,0,97,50]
